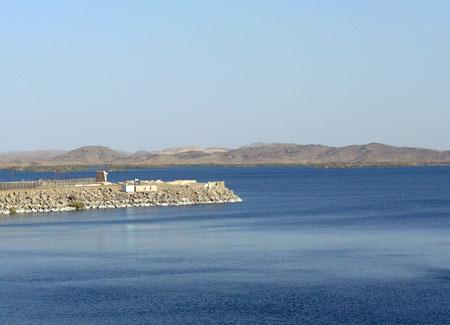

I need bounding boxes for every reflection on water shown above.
[125,209,137,252]
[1,167,450,323]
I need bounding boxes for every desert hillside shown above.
[1,143,450,169]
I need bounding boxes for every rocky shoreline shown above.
[0,181,241,215]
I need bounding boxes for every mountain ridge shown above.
[1,143,450,170]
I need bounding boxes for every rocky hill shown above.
[1,143,450,169]
[52,146,124,165]
[219,143,450,166]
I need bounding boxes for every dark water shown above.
[1,167,450,324]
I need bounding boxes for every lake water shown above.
[1,167,450,324]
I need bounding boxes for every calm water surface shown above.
[1,167,450,324]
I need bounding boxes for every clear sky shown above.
[1,1,449,151]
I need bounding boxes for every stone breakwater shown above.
[0,181,241,215]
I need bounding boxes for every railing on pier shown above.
[0,178,97,191]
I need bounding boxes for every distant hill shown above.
[220,143,450,166]
[151,146,229,155]
[0,150,67,166]
[1,143,450,170]
[52,146,124,165]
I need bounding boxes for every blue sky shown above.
[1,1,449,151]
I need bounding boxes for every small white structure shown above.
[121,181,158,193]
[123,184,135,193]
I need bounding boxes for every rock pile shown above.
[0,182,241,215]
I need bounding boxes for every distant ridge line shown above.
[1,143,450,170]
